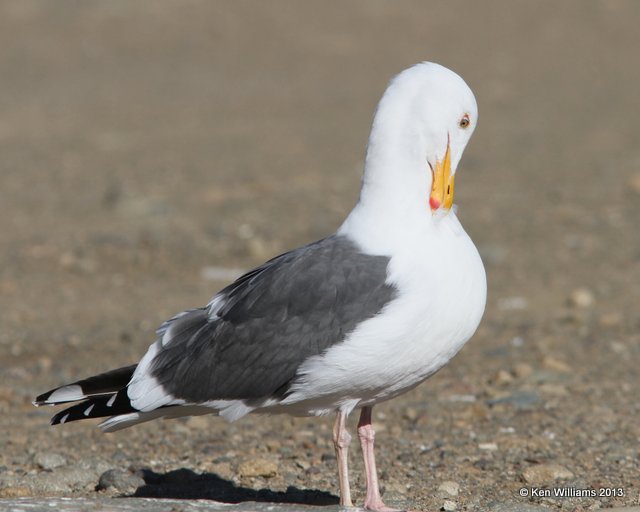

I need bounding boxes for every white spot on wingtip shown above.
[45,385,85,404]
[106,394,116,407]
[59,414,70,424]
[83,404,95,416]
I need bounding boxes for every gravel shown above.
[97,468,146,494]
[2,2,640,511]
[521,463,575,486]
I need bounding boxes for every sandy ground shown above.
[1,1,640,510]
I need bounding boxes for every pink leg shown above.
[333,409,353,507]
[357,407,401,512]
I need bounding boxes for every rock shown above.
[295,459,311,470]
[442,394,477,403]
[599,312,622,327]
[568,287,595,308]
[265,439,282,452]
[403,407,419,421]
[522,463,574,485]
[207,462,233,480]
[510,336,525,347]
[542,356,572,373]
[33,452,67,470]
[305,465,321,475]
[438,480,460,497]
[492,369,514,385]
[442,499,457,511]
[0,485,31,498]
[97,468,145,493]
[487,391,539,409]
[539,383,568,396]
[497,297,528,311]
[513,363,533,379]
[478,442,498,451]
[238,458,278,478]
[610,341,627,354]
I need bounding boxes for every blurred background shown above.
[1,1,639,509]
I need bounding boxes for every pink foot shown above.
[364,499,406,512]
[357,407,408,512]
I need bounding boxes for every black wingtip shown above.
[50,411,69,426]
[46,390,136,426]
[33,393,51,407]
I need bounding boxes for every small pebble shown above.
[295,459,311,470]
[568,287,595,308]
[599,312,622,327]
[487,390,539,409]
[97,468,145,493]
[34,452,67,471]
[522,463,574,485]
[238,458,278,478]
[478,442,498,451]
[207,462,233,480]
[403,407,419,421]
[539,383,568,396]
[510,336,525,347]
[438,480,460,497]
[492,369,514,385]
[443,394,476,403]
[513,363,534,379]
[497,296,528,311]
[610,341,626,354]
[305,465,321,475]
[442,499,457,511]
[0,485,31,498]
[543,356,572,373]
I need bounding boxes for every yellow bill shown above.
[429,141,455,211]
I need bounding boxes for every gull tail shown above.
[33,364,139,427]
[32,364,210,433]
[34,365,137,406]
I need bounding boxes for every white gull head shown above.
[341,62,478,245]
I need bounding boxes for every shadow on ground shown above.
[131,468,339,506]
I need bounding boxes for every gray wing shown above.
[148,235,396,403]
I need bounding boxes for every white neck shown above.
[339,86,437,253]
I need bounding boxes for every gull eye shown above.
[459,113,471,129]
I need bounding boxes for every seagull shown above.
[34,62,486,511]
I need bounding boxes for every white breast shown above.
[281,211,487,415]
